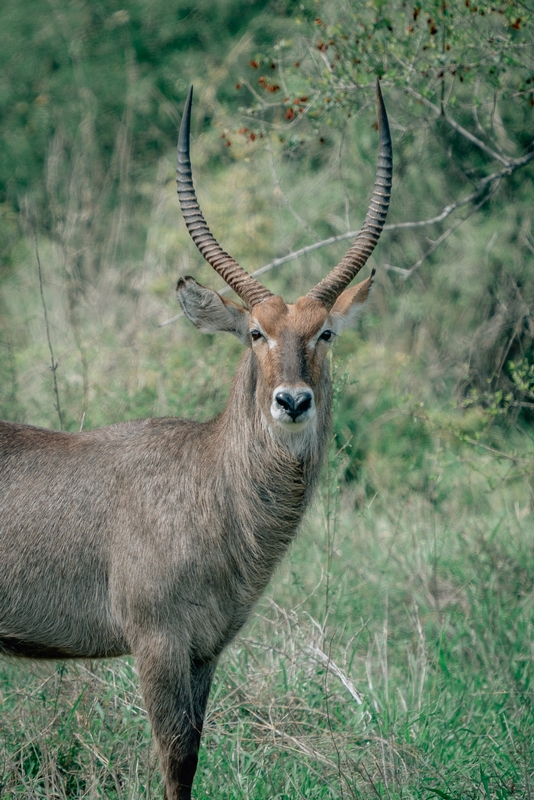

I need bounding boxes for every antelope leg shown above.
[136,638,215,800]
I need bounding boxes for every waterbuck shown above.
[0,79,392,799]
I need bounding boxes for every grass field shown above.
[1,30,533,795]
[1,366,532,798]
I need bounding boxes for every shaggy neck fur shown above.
[209,349,331,585]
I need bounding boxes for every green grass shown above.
[1,438,533,798]
[1,13,533,792]
[1,184,533,796]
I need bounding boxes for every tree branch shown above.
[386,188,498,279]
[403,85,512,166]
[159,152,533,327]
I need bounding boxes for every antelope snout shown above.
[271,386,315,427]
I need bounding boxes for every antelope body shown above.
[0,81,392,799]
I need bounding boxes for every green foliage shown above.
[239,0,533,130]
[234,0,534,414]
[0,0,289,275]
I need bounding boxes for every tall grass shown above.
[0,69,533,799]
[1,444,532,798]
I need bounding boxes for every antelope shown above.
[0,79,392,799]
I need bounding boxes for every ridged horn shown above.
[306,78,393,309]
[177,86,274,309]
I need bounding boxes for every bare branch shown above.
[159,152,533,327]
[388,188,498,280]
[461,437,531,464]
[403,86,511,166]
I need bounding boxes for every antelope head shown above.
[176,82,392,437]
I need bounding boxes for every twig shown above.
[35,236,63,430]
[392,188,498,279]
[386,152,534,232]
[462,437,531,464]
[403,85,511,166]
[307,644,364,705]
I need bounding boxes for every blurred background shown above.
[0,0,533,797]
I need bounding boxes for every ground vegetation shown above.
[0,0,533,797]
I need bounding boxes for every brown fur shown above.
[0,274,373,799]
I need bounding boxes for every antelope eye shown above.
[319,330,334,342]
[250,329,263,342]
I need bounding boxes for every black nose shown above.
[275,391,313,421]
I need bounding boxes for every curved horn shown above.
[177,86,274,309]
[306,78,393,309]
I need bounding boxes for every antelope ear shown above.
[330,270,375,332]
[176,277,250,343]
